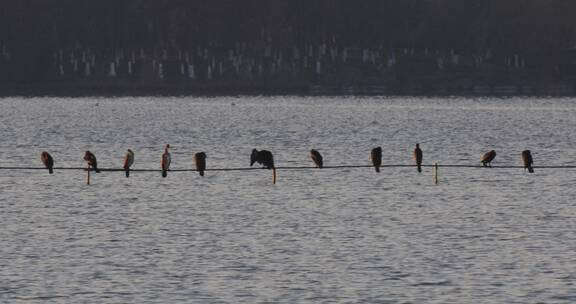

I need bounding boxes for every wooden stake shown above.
[434,162,438,185]
[272,168,277,184]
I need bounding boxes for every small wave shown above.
[411,280,451,287]
[12,295,70,301]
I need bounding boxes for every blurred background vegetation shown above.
[3,0,574,50]
[1,0,576,94]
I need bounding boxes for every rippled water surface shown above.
[1,96,575,303]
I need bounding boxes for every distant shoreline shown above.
[1,82,575,97]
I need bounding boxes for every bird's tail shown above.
[375,166,380,173]
[199,171,204,177]
[162,170,167,178]
[48,168,53,174]
[417,165,422,173]
[528,166,534,173]
[125,169,130,178]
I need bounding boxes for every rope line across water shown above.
[1,164,576,172]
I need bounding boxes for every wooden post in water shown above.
[434,162,439,185]
[86,164,91,185]
[272,168,277,184]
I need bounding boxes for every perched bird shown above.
[123,149,134,178]
[194,152,207,176]
[41,151,54,174]
[250,149,275,169]
[522,150,534,173]
[83,151,100,173]
[310,149,323,168]
[413,143,423,173]
[370,147,382,172]
[481,150,496,167]
[161,144,171,178]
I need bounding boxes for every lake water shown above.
[0,96,575,303]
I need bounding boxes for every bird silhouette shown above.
[83,151,100,173]
[250,149,274,169]
[310,149,323,168]
[370,147,382,172]
[123,149,134,177]
[161,144,171,178]
[414,143,423,173]
[481,150,496,167]
[41,151,54,174]
[194,152,207,176]
[522,150,534,173]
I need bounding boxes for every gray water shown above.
[0,96,575,303]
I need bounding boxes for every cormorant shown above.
[123,149,134,177]
[414,144,423,173]
[481,150,496,167]
[84,151,100,173]
[310,149,323,168]
[41,151,54,174]
[370,147,382,172]
[161,144,171,178]
[522,150,534,173]
[250,149,274,169]
[194,152,206,176]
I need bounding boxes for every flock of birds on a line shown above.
[35,144,536,180]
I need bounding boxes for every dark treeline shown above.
[1,0,576,94]
[3,0,576,50]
